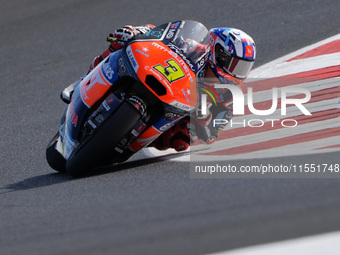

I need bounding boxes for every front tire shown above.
[65,102,141,177]
[46,133,66,172]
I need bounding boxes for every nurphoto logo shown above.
[199,84,312,128]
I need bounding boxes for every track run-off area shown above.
[147,33,340,162]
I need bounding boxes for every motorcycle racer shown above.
[61,23,256,152]
[152,27,256,150]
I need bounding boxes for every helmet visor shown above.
[215,43,254,79]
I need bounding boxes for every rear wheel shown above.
[65,101,141,177]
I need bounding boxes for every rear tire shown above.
[65,102,141,177]
[46,133,66,172]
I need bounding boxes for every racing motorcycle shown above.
[46,20,209,177]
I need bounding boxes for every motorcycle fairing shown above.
[124,20,210,113]
[126,41,198,111]
[57,51,121,159]
[80,52,120,108]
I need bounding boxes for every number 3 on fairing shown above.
[153,59,185,83]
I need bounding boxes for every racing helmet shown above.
[208,27,256,84]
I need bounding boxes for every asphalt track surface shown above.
[1,0,340,254]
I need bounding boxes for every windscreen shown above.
[136,20,209,71]
[171,20,209,63]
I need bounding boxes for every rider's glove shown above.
[135,24,155,35]
[107,25,139,51]
[88,25,140,73]
[191,104,233,144]
[191,112,218,144]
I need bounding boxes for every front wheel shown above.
[46,133,66,172]
[65,101,141,177]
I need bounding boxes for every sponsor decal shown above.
[170,21,180,29]
[128,96,146,115]
[153,117,179,132]
[100,53,120,84]
[151,31,163,38]
[167,42,195,71]
[181,88,190,102]
[170,100,193,112]
[68,102,78,127]
[80,66,111,108]
[164,111,183,120]
[126,45,139,72]
[245,45,254,58]
[94,114,105,124]
[197,58,206,70]
[135,48,150,57]
[145,30,164,38]
[118,57,127,74]
[208,34,216,48]
[151,42,193,79]
[166,28,176,39]
[102,100,110,111]
[103,65,114,80]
